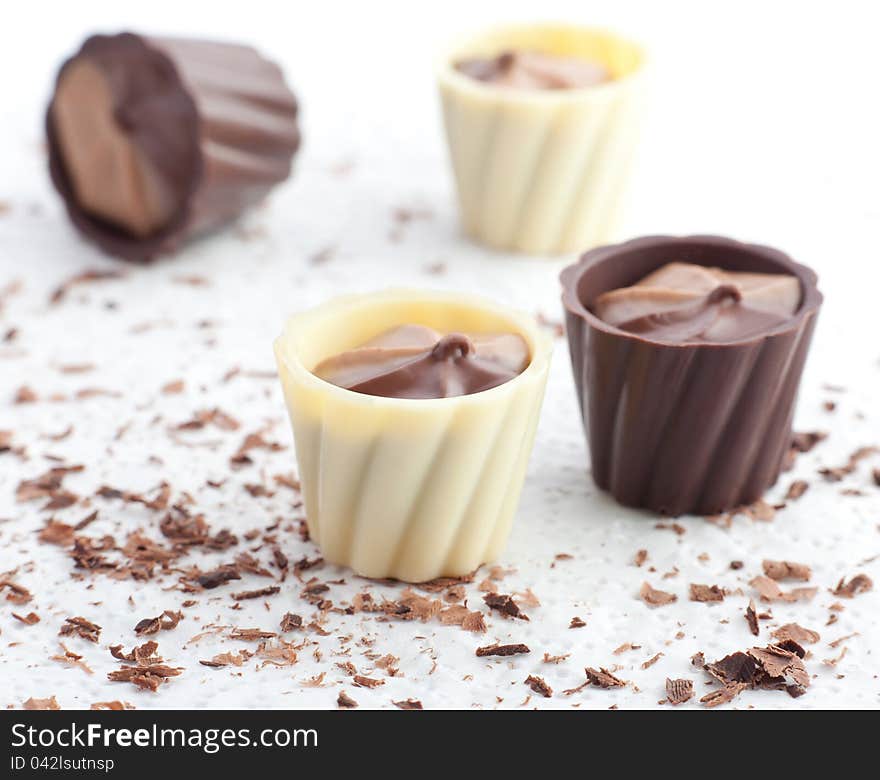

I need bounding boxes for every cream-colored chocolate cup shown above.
[274,290,552,582]
[438,24,647,255]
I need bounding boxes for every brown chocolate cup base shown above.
[561,235,822,517]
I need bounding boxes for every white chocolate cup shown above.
[274,290,551,582]
[438,24,647,255]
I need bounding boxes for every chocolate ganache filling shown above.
[313,324,530,399]
[593,262,801,342]
[455,50,610,89]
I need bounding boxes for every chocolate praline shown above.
[560,235,823,516]
[46,32,300,263]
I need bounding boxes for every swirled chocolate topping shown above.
[313,325,530,399]
[593,262,801,342]
[455,50,610,90]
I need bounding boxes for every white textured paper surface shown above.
[1,0,878,710]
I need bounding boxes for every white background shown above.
[0,0,878,710]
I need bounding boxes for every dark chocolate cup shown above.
[46,33,300,263]
[560,235,822,516]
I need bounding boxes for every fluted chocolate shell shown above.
[561,236,822,516]
[46,32,300,262]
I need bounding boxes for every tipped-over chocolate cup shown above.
[46,32,300,262]
[561,235,822,516]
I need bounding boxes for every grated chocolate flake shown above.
[337,691,358,709]
[483,591,526,620]
[110,641,161,664]
[279,613,304,633]
[689,583,724,603]
[230,586,281,601]
[196,564,242,589]
[59,616,101,643]
[700,641,811,707]
[745,599,760,637]
[569,616,586,628]
[818,446,879,482]
[640,581,677,607]
[831,573,873,598]
[108,664,182,692]
[200,651,251,668]
[0,578,32,605]
[762,560,812,582]
[476,643,530,658]
[134,610,183,636]
[665,678,694,705]
[393,699,423,710]
[785,480,810,501]
[23,696,61,710]
[352,674,384,689]
[790,431,827,453]
[641,652,663,670]
[750,575,817,603]
[585,667,627,689]
[525,675,553,698]
[771,623,821,645]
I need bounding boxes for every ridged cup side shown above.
[275,290,551,582]
[437,24,646,255]
[561,235,822,516]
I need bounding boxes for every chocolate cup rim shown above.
[274,288,553,408]
[45,32,204,263]
[436,23,648,103]
[560,234,823,348]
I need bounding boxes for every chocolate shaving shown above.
[174,408,240,432]
[0,578,32,604]
[230,586,280,601]
[689,583,724,603]
[12,611,40,625]
[110,641,160,664]
[762,560,812,582]
[569,616,586,628]
[280,613,303,632]
[524,675,553,698]
[50,269,125,304]
[640,581,677,607]
[785,480,810,501]
[134,610,183,636]
[200,651,250,668]
[585,667,626,689]
[819,446,879,482]
[665,678,694,705]
[790,431,827,453]
[772,623,820,644]
[641,652,664,669]
[196,565,241,589]
[701,641,811,706]
[483,592,526,620]
[745,599,759,636]
[23,696,60,710]
[476,643,530,658]
[337,691,358,709]
[229,627,277,641]
[393,699,423,710]
[59,616,101,642]
[97,482,171,512]
[352,674,384,689]
[831,573,873,598]
[108,664,182,692]
[750,575,817,603]
[16,464,83,504]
